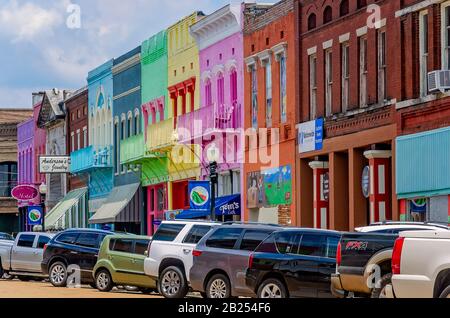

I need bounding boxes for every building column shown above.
[329,152,349,231]
[349,148,368,230]
[309,161,329,229]
[364,150,392,223]
[298,158,313,227]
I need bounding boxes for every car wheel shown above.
[257,278,288,298]
[439,285,450,298]
[371,273,392,298]
[200,292,207,298]
[158,266,188,299]
[49,261,68,287]
[95,269,114,292]
[206,274,231,298]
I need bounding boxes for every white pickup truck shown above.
[0,232,54,280]
[387,230,450,298]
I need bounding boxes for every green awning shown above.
[89,183,140,224]
[45,188,88,230]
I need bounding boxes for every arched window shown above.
[308,13,316,30]
[230,69,238,104]
[340,0,349,17]
[323,6,333,24]
[217,73,225,106]
[205,79,212,107]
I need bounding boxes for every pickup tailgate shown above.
[339,232,397,271]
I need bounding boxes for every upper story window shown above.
[442,3,450,70]
[341,43,350,112]
[205,79,212,107]
[378,29,387,102]
[359,36,368,107]
[251,66,258,129]
[280,54,287,123]
[323,6,333,24]
[340,0,349,17]
[0,162,17,198]
[357,0,367,9]
[308,13,317,31]
[325,49,333,117]
[265,61,273,128]
[134,112,140,135]
[309,54,317,119]
[419,11,429,97]
[217,73,225,106]
[230,70,238,104]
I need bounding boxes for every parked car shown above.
[331,221,449,298]
[0,232,54,280]
[0,232,14,241]
[245,228,341,298]
[190,222,280,298]
[93,234,157,293]
[144,220,219,298]
[41,228,114,287]
[383,230,450,298]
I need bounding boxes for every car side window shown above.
[17,234,36,248]
[206,228,243,249]
[325,236,340,259]
[255,235,278,253]
[275,232,300,254]
[239,230,273,251]
[111,239,134,253]
[57,232,79,245]
[134,240,151,255]
[37,236,51,249]
[183,225,212,244]
[75,233,100,248]
[152,224,186,242]
[299,234,326,257]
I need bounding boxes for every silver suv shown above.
[189,222,280,298]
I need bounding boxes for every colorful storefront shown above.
[396,127,450,224]
[189,4,245,214]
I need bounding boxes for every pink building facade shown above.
[32,93,47,187]
[190,4,245,199]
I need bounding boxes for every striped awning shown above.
[45,188,88,229]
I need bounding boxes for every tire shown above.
[49,261,68,287]
[206,274,231,298]
[158,266,188,299]
[439,285,450,298]
[0,265,4,279]
[95,269,114,292]
[257,278,288,298]
[200,292,207,298]
[371,273,392,298]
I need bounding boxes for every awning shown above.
[45,188,88,229]
[89,197,107,214]
[89,183,140,224]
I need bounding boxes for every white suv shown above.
[144,220,218,298]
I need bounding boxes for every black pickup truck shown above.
[331,222,449,298]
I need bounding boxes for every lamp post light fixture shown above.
[39,182,47,232]
[206,144,220,221]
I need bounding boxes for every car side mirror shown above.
[144,250,148,257]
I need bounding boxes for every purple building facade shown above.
[190,4,245,201]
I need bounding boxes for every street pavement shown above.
[0,279,165,298]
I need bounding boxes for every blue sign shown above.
[298,118,324,153]
[188,181,211,210]
[27,206,43,226]
[215,194,241,216]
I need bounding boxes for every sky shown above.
[0,0,273,109]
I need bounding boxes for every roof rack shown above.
[222,221,282,227]
[370,220,449,229]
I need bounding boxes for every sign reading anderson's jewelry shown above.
[39,156,71,174]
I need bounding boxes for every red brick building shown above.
[296,0,400,230]
[243,0,299,225]
[65,87,89,191]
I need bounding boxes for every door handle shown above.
[70,251,78,255]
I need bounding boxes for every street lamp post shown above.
[207,144,219,221]
[39,182,47,232]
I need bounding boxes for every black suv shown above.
[41,229,114,287]
[245,228,341,298]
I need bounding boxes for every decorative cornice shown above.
[257,49,272,67]
[244,54,258,72]
[271,42,288,61]
[112,53,141,75]
[113,86,141,101]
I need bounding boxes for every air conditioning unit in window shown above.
[428,70,450,93]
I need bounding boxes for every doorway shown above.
[147,184,166,236]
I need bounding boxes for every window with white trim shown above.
[265,61,273,128]
[71,132,75,153]
[279,54,287,123]
[442,3,450,69]
[251,65,258,129]
[377,29,387,102]
[325,49,333,117]
[83,127,87,149]
[309,54,317,119]
[359,36,368,107]
[419,11,429,97]
[341,42,350,112]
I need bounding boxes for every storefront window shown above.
[0,162,18,197]
[407,198,428,222]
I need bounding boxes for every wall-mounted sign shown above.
[322,173,330,202]
[39,156,70,174]
[11,185,38,201]
[27,206,43,226]
[298,118,324,153]
[188,181,211,210]
[362,166,370,199]
[215,194,241,216]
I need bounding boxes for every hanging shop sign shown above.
[27,206,43,226]
[39,156,70,174]
[188,181,211,210]
[11,185,39,202]
[298,118,324,153]
[322,173,330,202]
[362,166,371,199]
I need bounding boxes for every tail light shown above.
[43,244,48,254]
[248,254,254,269]
[336,242,342,267]
[192,250,202,257]
[392,237,405,275]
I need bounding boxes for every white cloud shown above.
[0,0,63,42]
